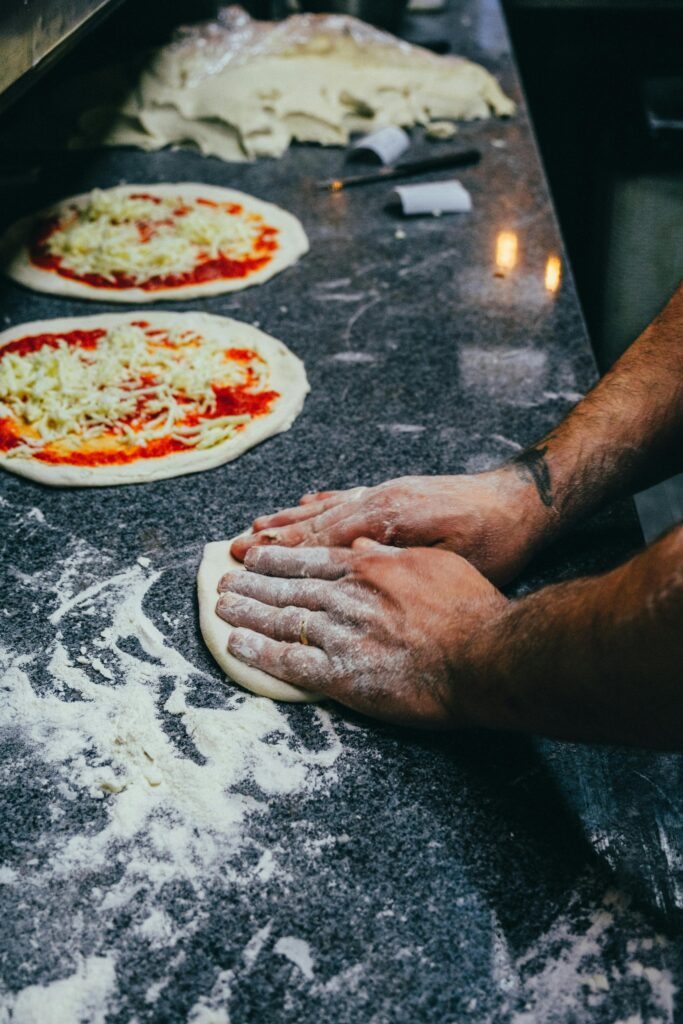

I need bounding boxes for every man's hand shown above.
[230,471,550,585]
[232,281,683,584]
[216,539,508,728]
[217,525,683,748]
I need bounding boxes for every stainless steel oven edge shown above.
[0,0,124,112]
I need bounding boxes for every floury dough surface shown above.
[72,6,515,161]
[198,537,322,702]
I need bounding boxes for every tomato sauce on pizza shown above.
[28,190,280,293]
[0,320,280,467]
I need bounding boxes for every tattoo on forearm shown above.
[512,445,554,507]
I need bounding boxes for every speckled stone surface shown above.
[0,1,681,1021]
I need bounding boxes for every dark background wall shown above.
[503,0,683,537]
[503,0,683,368]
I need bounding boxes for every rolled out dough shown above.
[198,536,323,703]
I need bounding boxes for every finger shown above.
[299,490,341,505]
[219,570,367,626]
[239,520,323,552]
[231,516,332,560]
[228,628,331,691]
[352,537,387,552]
[229,504,356,561]
[230,533,254,561]
[216,595,332,647]
[244,544,353,580]
[250,487,366,533]
[252,498,335,531]
[241,501,381,554]
[300,486,366,507]
[217,572,336,611]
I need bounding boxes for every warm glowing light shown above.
[495,230,518,273]
[544,254,562,293]
[330,180,344,192]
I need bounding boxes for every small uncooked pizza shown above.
[0,312,308,486]
[1,183,309,302]
[198,536,322,703]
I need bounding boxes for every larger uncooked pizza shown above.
[0,312,309,486]
[1,183,309,302]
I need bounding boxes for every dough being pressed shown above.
[198,536,323,703]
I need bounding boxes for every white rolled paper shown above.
[393,180,472,216]
[353,126,410,165]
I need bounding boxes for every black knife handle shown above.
[382,148,481,177]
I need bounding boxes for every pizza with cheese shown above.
[0,312,309,486]
[1,183,309,302]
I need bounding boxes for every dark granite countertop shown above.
[0,1,681,1021]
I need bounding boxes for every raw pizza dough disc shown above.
[0,311,309,486]
[198,536,322,703]
[1,183,309,302]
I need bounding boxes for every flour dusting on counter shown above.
[274,936,316,980]
[0,505,346,1016]
[1,955,117,1024]
[3,558,342,860]
[490,882,677,1024]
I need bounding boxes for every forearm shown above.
[468,523,683,749]
[505,282,683,544]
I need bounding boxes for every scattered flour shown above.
[490,884,678,1024]
[380,423,426,436]
[186,922,273,1023]
[274,937,315,980]
[1,499,679,1022]
[458,345,549,407]
[330,352,378,365]
[0,956,116,1024]
[0,512,345,1019]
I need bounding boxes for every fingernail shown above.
[244,547,263,570]
[229,629,257,659]
[216,593,241,616]
[217,572,237,592]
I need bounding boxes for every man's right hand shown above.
[230,470,551,585]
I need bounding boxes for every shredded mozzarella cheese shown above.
[0,323,270,458]
[44,190,266,283]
